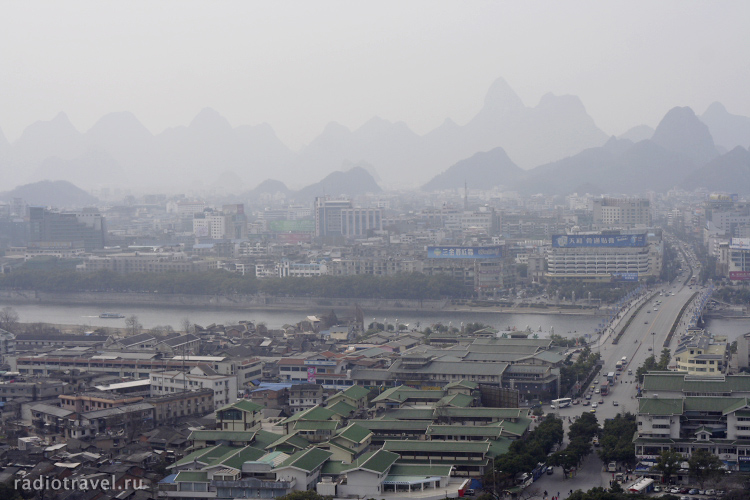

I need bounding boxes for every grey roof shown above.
[81,402,154,419]
[31,403,74,418]
[390,359,508,376]
[161,334,200,347]
[116,333,157,346]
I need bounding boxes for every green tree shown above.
[598,413,637,465]
[652,449,682,485]
[688,448,724,488]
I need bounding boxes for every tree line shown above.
[0,269,470,300]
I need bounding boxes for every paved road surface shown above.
[529,268,700,497]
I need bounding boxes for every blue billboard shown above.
[552,234,647,248]
[611,272,639,282]
[427,245,503,259]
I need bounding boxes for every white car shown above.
[595,388,600,394]
[592,402,598,408]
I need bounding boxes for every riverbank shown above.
[0,289,607,316]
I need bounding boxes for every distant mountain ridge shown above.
[421,147,524,191]
[0,180,98,208]
[423,105,747,195]
[0,77,611,191]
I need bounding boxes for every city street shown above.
[529,270,698,497]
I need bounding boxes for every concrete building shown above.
[150,366,238,409]
[315,197,352,238]
[340,208,383,238]
[547,231,662,280]
[592,197,651,228]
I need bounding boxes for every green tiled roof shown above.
[327,400,357,417]
[217,446,266,469]
[293,420,340,431]
[426,425,503,438]
[175,471,208,482]
[321,460,350,475]
[383,408,436,420]
[643,373,750,393]
[343,385,370,400]
[396,458,490,468]
[249,430,281,449]
[280,405,336,425]
[217,399,264,414]
[487,438,512,458]
[372,386,444,403]
[639,398,684,415]
[350,419,432,431]
[188,430,256,443]
[436,393,475,408]
[498,417,532,436]
[343,449,400,474]
[388,464,453,477]
[275,447,332,472]
[684,397,745,412]
[383,440,490,454]
[336,423,372,444]
[444,380,479,390]
[171,445,236,467]
[265,432,311,451]
[439,407,527,419]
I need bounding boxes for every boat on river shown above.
[99,312,125,319]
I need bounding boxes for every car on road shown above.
[598,398,604,404]
[669,488,680,494]
[585,394,592,400]
[464,490,475,496]
[679,496,689,500]
[613,400,619,406]
[716,490,724,496]
[628,369,633,375]
[546,467,553,475]
[679,488,689,494]
[594,379,599,384]
[689,489,698,495]
[572,399,579,405]
[648,347,653,351]
[653,486,661,493]
[590,408,596,413]
[592,402,598,408]
[595,388,600,394]
[583,400,590,406]
[644,321,649,324]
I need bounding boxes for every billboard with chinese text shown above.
[427,246,503,259]
[552,234,646,248]
[729,271,750,281]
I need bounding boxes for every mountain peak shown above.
[652,106,717,165]
[483,77,525,114]
[188,107,232,133]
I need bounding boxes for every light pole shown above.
[652,331,655,354]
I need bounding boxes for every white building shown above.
[546,231,662,280]
[150,366,238,409]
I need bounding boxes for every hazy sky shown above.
[1,1,749,149]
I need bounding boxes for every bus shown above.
[600,381,610,396]
[607,372,615,383]
[551,398,572,409]
[616,360,624,371]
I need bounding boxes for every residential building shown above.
[150,367,238,409]
[215,400,264,431]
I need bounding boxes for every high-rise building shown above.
[341,207,382,237]
[27,207,106,251]
[314,197,353,237]
[592,197,651,228]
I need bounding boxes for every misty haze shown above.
[0,3,749,500]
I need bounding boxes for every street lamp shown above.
[652,331,655,353]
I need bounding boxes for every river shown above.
[4,302,602,336]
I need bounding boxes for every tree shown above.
[688,448,724,488]
[0,306,19,331]
[125,314,142,336]
[181,317,193,333]
[652,449,682,485]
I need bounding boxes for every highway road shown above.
[529,244,702,498]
